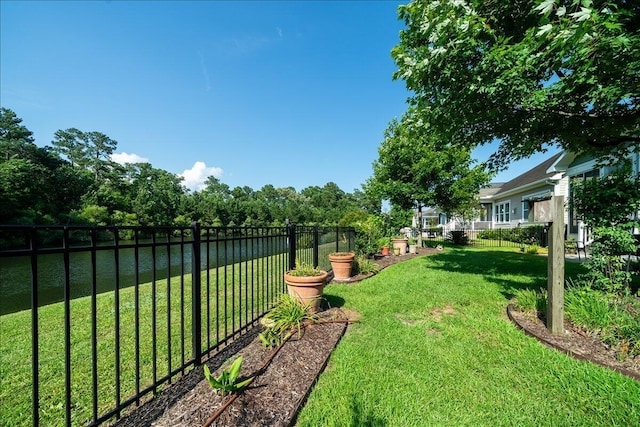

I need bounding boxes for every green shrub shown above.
[565,283,614,332]
[478,225,545,245]
[447,230,468,245]
[581,226,637,293]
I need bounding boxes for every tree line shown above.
[0,107,391,228]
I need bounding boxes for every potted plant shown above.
[377,237,391,256]
[391,235,408,255]
[408,238,418,254]
[283,260,329,313]
[328,251,355,281]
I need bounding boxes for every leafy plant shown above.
[377,237,391,248]
[580,227,637,293]
[203,357,253,395]
[353,255,380,275]
[565,281,640,359]
[287,259,323,277]
[258,294,319,348]
[525,244,540,255]
[513,288,546,315]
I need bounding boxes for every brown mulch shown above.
[115,309,349,427]
[115,247,638,426]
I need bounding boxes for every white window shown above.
[522,201,530,222]
[494,201,511,223]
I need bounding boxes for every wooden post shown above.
[547,195,565,334]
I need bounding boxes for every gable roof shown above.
[492,152,564,197]
[479,183,504,201]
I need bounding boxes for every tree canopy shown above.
[392,0,640,168]
[370,108,491,217]
[0,107,373,227]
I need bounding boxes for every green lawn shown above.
[0,255,287,427]
[297,248,640,426]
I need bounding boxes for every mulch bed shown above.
[115,309,349,427]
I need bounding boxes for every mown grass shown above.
[297,248,640,426]
[0,252,288,427]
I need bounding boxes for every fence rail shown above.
[0,223,354,427]
[421,226,549,248]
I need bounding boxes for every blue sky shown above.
[1,0,559,193]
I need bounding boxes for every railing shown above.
[0,223,354,427]
[422,227,548,248]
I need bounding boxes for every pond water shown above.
[0,238,287,316]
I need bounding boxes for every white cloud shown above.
[111,152,149,165]
[180,161,223,192]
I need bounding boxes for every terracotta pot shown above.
[380,246,390,256]
[283,270,329,313]
[391,238,408,255]
[328,252,355,280]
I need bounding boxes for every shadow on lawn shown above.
[348,394,386,427]
[323,294,345,309]
[421,248,586,300]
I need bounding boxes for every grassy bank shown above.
[297,248,640,426]
[0,252,287,426]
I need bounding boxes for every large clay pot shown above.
[283,270,329,313]
[391,238,408,255]
[328,252,355,281]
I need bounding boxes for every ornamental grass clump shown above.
[259,294,319,348]
[353,255,379,275]
[512,287,547,316]
[565,280,640,359]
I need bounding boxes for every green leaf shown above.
[535,0,556,15]
[203,365,226,390]
[228,356,243,383]
[235,376,254,390]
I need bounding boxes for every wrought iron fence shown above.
[422,226,549,248]
[0,223,354,426]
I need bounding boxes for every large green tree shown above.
[0,108,89,223]
[371,110,491,218]
[393,0,640,167]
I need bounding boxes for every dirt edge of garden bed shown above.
[507,304,640,382]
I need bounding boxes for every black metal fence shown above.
[0,223,354,427]
[421,226,548,248]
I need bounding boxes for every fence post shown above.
[547,196,565,335]
[191,222,202,364]
[312,225,320,268]
[287,223,297,271]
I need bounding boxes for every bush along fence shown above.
[0,223,354,427]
